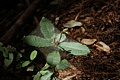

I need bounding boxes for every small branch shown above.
[0,0,53,44]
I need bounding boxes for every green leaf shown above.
[40,70,50,75]
[40,17,55,39]
[6,46,16,52]
[24,35,53,47]
[0,42,3,46]
[16,53,22,61]
[41,63,50,71]
[55,33,66,42]
[22,61,30,67]
[4,53,14,67]
[56,59,70,70]
[40,71,53,80]
[58,42,90,55]
[16,61,24,69]
[52,77,58,80]
[30,50,37,61]
[47,51,60,66]
[33,71,41,80]
[0,46,4,54]
[3,48,9,57]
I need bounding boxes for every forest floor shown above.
[0,0,120,80]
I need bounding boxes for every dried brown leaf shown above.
[94,41,111,54]
[81,39,97,45]
[63,20,82,28]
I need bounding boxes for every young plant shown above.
[16,50,37,71]
[24,17,90,79]
[0,42,15,67]
[33,51,70,80]
[24,17,90,55]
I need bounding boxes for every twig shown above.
[0,0,53,44]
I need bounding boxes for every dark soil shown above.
[0,0,120,80]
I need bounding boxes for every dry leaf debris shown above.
[81,39,97,45]
[93,41,111,54]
